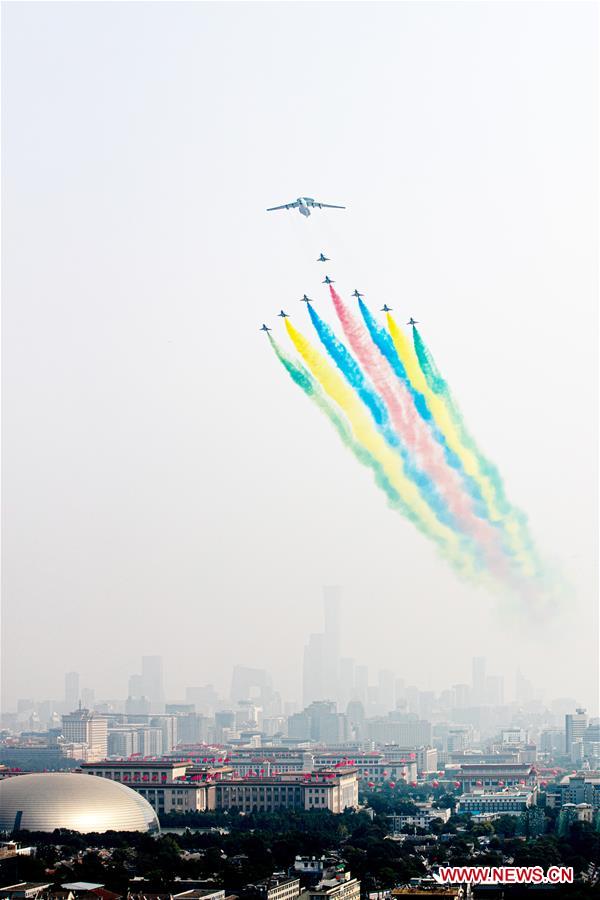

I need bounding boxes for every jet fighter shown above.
[407,317,419,326]
[300,295,313,303]
[266,197,346,218]
[322,276,335,285]
[381,304,392,312]
[278,310,289,318]
[317,253,330,262]
[260,324,272,332]
[352,289,364,299]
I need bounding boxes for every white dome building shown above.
[0,772,159,833]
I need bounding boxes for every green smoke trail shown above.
[267,333,433,534]
[411,326,540,570]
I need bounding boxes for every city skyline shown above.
[5,593,595,716]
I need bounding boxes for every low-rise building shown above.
[302,871,360,900]
[387,805,451,832]
[255,876,300,900]
[456,790,535,816]
[293,858,335,878]
[455,763,534,792]
[546,775,600,810]
[559,802,595,827]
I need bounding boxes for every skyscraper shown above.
[339,657,356,711]
[303,633,326,707]
[64,672,79,712]
[62,708,107,761]
[565,708,588,756]
[302,587,342,707]
[472,657,486,705]
[354,665,369,705]
[230,665,273,704]
[81,687,95,709]
[378,669,395,712]
[141,656,164,710]
[323,585,341,702]
[128,674,143,697]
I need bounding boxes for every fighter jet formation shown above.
[259,247,419,333]
[267,197,346,218]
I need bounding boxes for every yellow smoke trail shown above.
[284,319,476,575]
[386,313,534,575]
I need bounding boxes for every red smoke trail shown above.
[328,285,511,579]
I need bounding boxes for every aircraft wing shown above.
[267,201,298,211]
[317,203,346,209]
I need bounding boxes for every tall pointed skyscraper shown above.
[323,585,341,703]
[302,586,342,707]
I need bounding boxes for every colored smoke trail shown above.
[410,324,540,573]
[357,299,488,518]
[283,318,476,575]
[267,334,415,515]
[305,302,463,538]
[328,287,511,577]
[382,311,536,571]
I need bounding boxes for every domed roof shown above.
[0,772,160,833]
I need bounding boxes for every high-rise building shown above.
[367,712,432,745]
[151,715,177,752]
[215,710,236,741]
[64,672,80,711]
[453,684,470,708]
[141,656,164,710]
[565,708,588,756]
[62,708,108,761]
[354,666,368,705]
[81,688,95,709]
[346,701,365,739]
[339,658,355,712]
[485,675,504,706]
[128,674,143,697]
[378,670,395,713]
[303,633,327,707]
[108,727,139,757]
[137,727,163,756]
[323,585,341,700]
[472,657,486,705]
[231,666,273,703]
[185,684,220,715]
[516,668,534,704]
[302,587,342,707]
[125,695,151,716]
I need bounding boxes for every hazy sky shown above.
[2,1,598,713]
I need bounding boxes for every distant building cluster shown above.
[1,589,598,842]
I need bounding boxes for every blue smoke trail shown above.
[358,298,489,521]
[305,303,472,541]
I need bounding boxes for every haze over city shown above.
[2,1,597,714]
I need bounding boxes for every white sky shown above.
[2,1,598,712]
